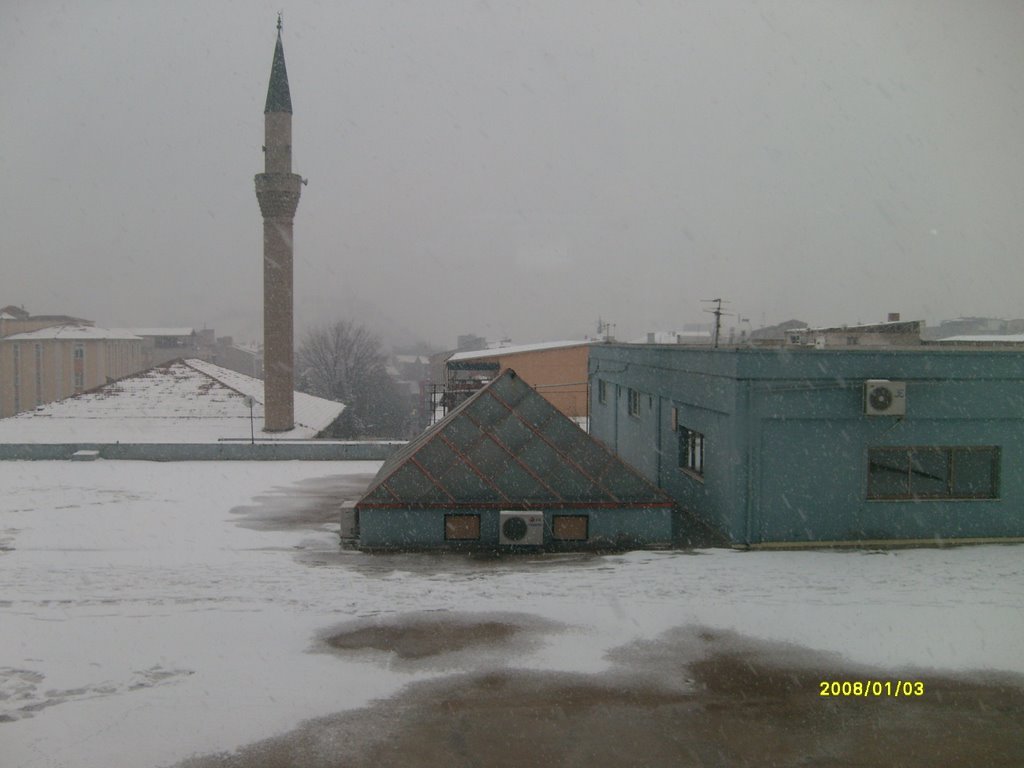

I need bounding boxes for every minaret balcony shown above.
[255,173,302,219]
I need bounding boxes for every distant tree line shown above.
[296,320,409,438]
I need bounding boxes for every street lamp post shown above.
[244,396,256,445]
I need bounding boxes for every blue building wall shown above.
[590,345,1024,545]
[357,506,674,551]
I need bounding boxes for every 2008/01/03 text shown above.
[820,681,925,697]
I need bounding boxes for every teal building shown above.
[589,345,1024,546]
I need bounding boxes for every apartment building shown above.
[0,325,143,417]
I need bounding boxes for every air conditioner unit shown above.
[499,511,544,546]
[339,501,358,541]
[864,380,906,416]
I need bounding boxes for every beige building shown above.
[443,341,593,422]
[0,325,143,417]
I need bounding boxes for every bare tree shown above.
[297,320,408,437]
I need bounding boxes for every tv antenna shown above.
[702,298,733,349]
[596,317,616,342]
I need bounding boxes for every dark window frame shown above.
[677,424,706,478]
[867,446,1000,500]
[627,388,640,417]
[597,379,607,404]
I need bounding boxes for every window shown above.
[73,343,85,392]
[35,344,42,405]
[678,425,705,476]
[444,514,480,540]
[552,515,588,541]
[155,336,186,349]
[867,447,999,500]
[12,343,21,412]
[597,379,607,404]
[627,388,640,417]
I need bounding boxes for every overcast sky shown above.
[2,1,1022,348]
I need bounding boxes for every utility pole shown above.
[702,298,733,349]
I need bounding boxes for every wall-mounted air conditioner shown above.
[864,380,906,416]
[499,511,544,546]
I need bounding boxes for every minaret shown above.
[255,16,302,432]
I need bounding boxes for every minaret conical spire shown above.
[264,17,293,114]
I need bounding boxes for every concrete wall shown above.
[590,350,744,538]
[356,506,674,551]
[0,441,401,462]
[590,345,1024,545]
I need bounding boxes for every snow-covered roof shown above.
[939,334,1024,343]
[128,327,196,337]
[448,340,591,362]
[0,359,344,443]
[633,331,711,344]
[803,319,923,333]
[2,324,141,341]
[185,359,344,434]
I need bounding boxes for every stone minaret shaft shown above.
[255,21,301,432]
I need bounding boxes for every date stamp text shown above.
[819,680,925,697]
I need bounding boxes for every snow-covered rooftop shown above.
[0,359,343,443]
[448,339,591,362]
[3,324,141,341]
[127,327,196,337]
[939,334,1024,343]
[2,460,1022,767]
[801,319,923,333]
[394,354,429,365]
[632,331,712,344]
